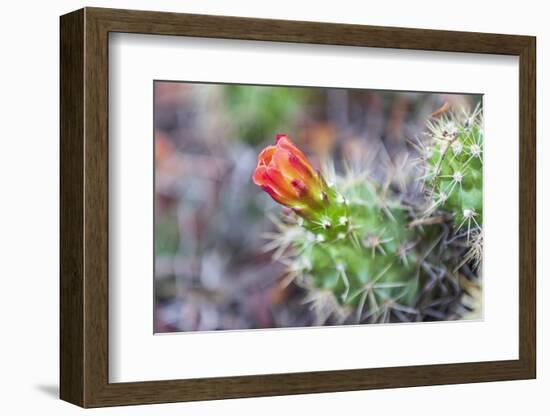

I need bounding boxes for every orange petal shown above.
[273,148,316,185]
[254,164,296,200]
[290,179,308,197]
[252,165,268,186]
[276,136,312,171]
[265,167,296,198]
[261,185,289,205]
[257,146,277,166]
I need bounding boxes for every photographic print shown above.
[60,10,535,406]
[154,81,483,333]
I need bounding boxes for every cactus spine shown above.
[421,105,483,235]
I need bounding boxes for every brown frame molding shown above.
[60,7,536,408]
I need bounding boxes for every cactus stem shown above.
[348,262,395,322]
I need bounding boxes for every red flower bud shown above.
[253,134,328,218]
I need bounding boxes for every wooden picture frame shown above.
[60,7,536,408]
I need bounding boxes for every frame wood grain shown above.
[60,7,536,408]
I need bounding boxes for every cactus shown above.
[420,105,483,237]
[411,104,484,273]
[253,126,481,325]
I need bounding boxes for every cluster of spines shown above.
[419,105,483,240]
[263,107,483,324]
[265,168,429,325]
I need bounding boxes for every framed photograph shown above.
[60,7,536,407]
